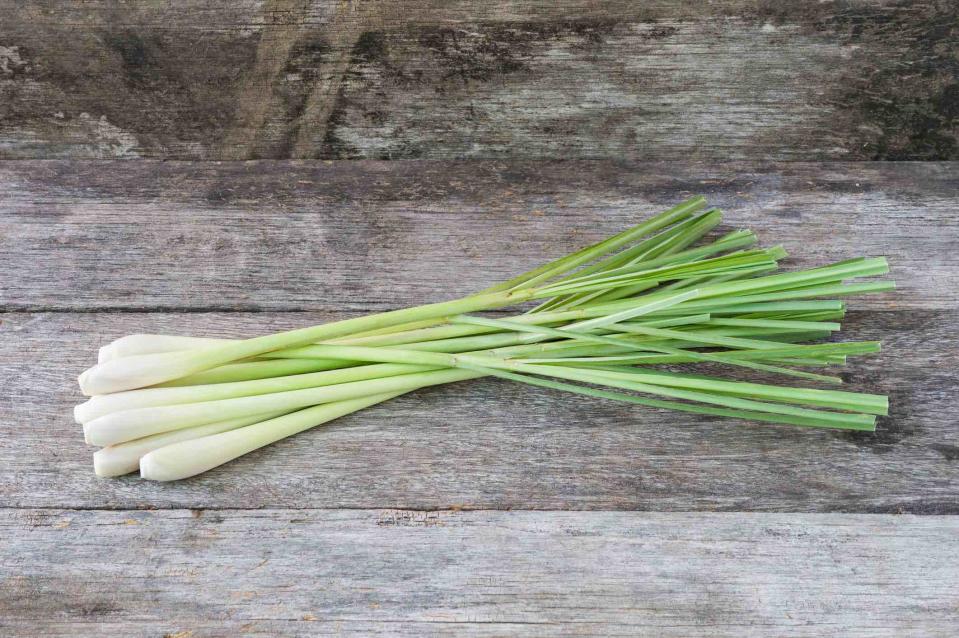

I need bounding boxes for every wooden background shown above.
[1,1,957,636]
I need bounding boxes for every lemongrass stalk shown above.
[137,330,881,481]
[345,197,708,342]
[93,410,290,477]
[162,322,865,391]
[323,309,710,352]
[576,367,887,415]
[90,236,892,424]
[736,311,845,323]
[83,220,890,396]
[531,210,731,312]
[549,226,756,310]
[113,314,887,475]
[704,318,841,331]
[345,312,711,352]
[140,393,405,481]
[525,353,850,367]
[85,315,805,441]
[143,347,882,482]
[524,341,880,365]
[75,362,440,423]
[77,288,535,395]
[497,331,860,364]
[337,298,684,347]
[592,250,783,305]
[84,368,483,446]
[305,339,889,420]
[255,289,698,364]
[607,322,828,352]
[271,330,546,361]
[660,282,893,315]
[453,363,876,431]
[538,249,780,297]
[77,197,897,482]
[550,255,779,299]
[158,358,359,386]
[584,246,787,293]
[623,210,727,265]
[165,319,704,386]
[483,196,706,293]
[80,277,705,396]
[693,258,890,300]
[83,319,715,422]
[519,341,872,365]
[489,324,833,359]
[80,350,212,396]
[79,249,723,396]
[85,336,884,446]
[98,335,229,362]
[450,315,843,384]
[548,288,699,333]
[320,199,707,342]
[161,328,651,387]
[562,212,728,282]
[658,257,770,293]
[453,357,878,429]
[97,306,704,366]
[771,310,846,322]
[711,301,845,314]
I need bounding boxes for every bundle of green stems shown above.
[75,196,894,481]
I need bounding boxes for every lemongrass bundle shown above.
[76,197,894,481]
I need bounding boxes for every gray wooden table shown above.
[2,2,958,636]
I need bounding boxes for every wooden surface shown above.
[1,1,956,161]
[3,308,958,512]
[2,160,956,311]
[3,510,958,637]
[1,160,958,634]
[2,161,958,515]
[2,1,958,631]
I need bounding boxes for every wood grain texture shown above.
[1,157,956,625]
[0,1,955,160]
[2,2,956,630]
[1,159,957,511]
[2,509,957,637]
[2,160,955,312]
[3,309,957,512]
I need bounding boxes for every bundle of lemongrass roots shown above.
[76,196,893,481]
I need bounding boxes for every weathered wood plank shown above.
[1,509,957,637]
[2,309,957,511]
[2,160,954,311]
[1,1,955,160]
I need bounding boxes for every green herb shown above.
[76,197,893,480]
